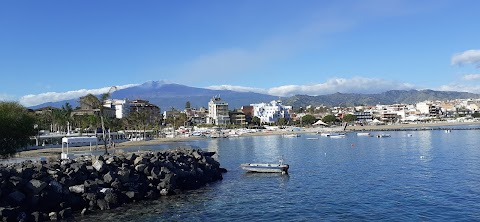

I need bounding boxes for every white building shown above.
[251,100,291,123]
[104,99,130,119]
[416,101,432,115]
[206,96,230,125]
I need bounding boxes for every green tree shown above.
[472,112,480,118]
[343,114,357,123]
[0,102,36,158]
[185,101,191,109]
[301,114,317,125]
[175,113,188,128]
[251,116,261,126]
[276,118,287,126]
[322,114,337,124]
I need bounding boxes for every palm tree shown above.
[82,86,117,154]
[125,109,150,140]
[62,102,74,133]
[52,109,67,133]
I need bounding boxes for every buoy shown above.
[351,143,355,148]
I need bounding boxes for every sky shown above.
[1,0,480,107]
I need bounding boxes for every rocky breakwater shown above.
[0,149,226,221]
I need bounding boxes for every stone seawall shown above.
[0,149,226,221]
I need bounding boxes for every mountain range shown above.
[30,81,480,110]
[284,90,480,108]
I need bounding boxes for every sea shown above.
[77,126,480,221]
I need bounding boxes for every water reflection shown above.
[417,131,432,161]
[251,135,282,163]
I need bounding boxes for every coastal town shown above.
[26,94,480,149]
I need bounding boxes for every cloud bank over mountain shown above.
[17,74,480,108]
[208,77,417,97]
[19,84,140,107]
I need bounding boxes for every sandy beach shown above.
[14,121,480,159]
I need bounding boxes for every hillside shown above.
[283,90,480,108]
[30,81,279,110]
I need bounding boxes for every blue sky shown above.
[1,0,480,106]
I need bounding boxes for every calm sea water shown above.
[78,128,480,221]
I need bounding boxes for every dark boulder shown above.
[7,190,26,206]
[0,149,226,220]
[58,207,72,220]
[27,179,48,195]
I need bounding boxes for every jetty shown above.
[0,149,226,221]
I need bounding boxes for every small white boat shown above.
[376,134,391,138]
[241,159,289,174]
[357,132,371,136]
[283,134,300,138]
[445,130,451,133]
[329,134,346,138]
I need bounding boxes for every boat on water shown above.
[241,159,289,174]
[357,132,371,136]
[283,134,300,138]
[376,134,391,138]
[328,133,346,138]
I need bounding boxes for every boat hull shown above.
[241,163,289,174]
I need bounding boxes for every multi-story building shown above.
[207,96,230,125]
[251,100,291,124]
[129,100,161,125]
[229,109,247,125]
[104,99,130,119]
[241,106,254,123]
[354,111,373,122]
[183,107,207,125]
[416,101,432,115]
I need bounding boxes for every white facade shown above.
[207,96,230,125]
[251,100,291,123]
[104,99,130,119]
[416,101,432,115]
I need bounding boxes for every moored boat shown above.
[329,133,346,138]
[241,159,289,174]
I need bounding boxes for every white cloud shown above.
[19,84,139,107]
[437,84,480,93]
[462,74,480,81]
[208,77,417,97]
[269,77,416,96]
[451,49,480,67]
[206,85,268,94]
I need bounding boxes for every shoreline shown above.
[14,121,480,159]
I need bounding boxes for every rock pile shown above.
[0,149,226,221]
